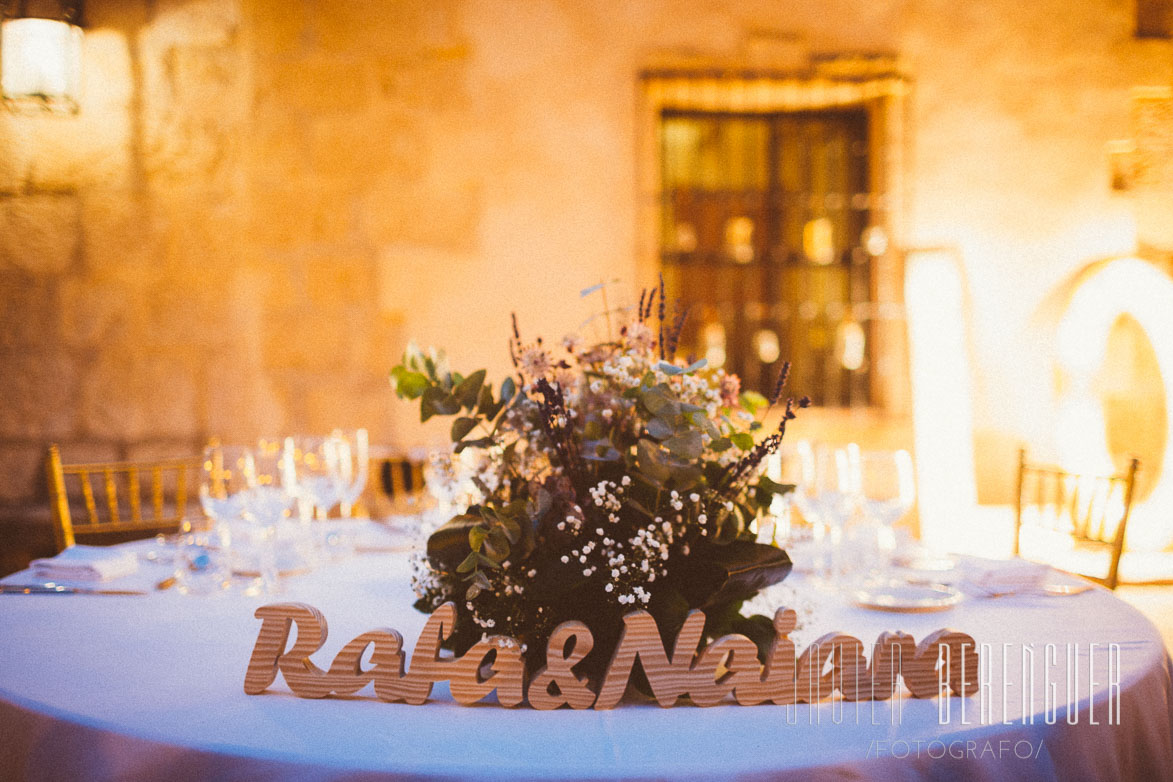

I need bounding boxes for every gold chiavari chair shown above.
[46,444,204,552]
[1014,448,1139,590]
[353,449,429,518]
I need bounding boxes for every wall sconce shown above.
[1,0,83,114]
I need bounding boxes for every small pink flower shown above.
[720,373,741,406]
[518,346,552,379]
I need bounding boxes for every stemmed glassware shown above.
[855,449,916,575]
[332,428,369,518]
[200,442,297,595]
[793,440,859,584]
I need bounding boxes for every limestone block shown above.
[126,440,202,461]
[0,272,58,351]
[147,0,240,48]
[361,178,482,253]
[373,48,470,113]
[0,444,44,503]
[248,183,352,247]
[58,277,137,348]
[302,381,397,441]
[262,59,370,115]
[80,353,200,441]
[244,106,311,186]
[85,0,150,31]
[0,352,78,439]
[262,307,354,373]
[143,284,233,349]
[312,0,461,55]
[245,0,307,56]
[203,351,286,442]
[56,442,123,465]
[305,254,378,308]
[80,190,161,275]
[0,194,81,275]
[142,46,246,184]
[308,112,427,181]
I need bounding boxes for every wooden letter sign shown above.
[244,602,979,709]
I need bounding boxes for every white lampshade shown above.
[1,17,82,113]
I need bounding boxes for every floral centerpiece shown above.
[391,280,808,680]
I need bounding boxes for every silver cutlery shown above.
[0,583,147,596]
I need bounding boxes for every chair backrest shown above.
[46,444,204,552]
[1014,448,1139,589]
[354,449,429,518]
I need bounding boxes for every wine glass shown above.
[285,436,344,520]
[332,428,369,518]
[794,440,859,583]
[857,449,916,570]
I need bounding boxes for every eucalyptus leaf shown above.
[645,417,674,440]
[456,550,479,573]
[730,432,755,451]
[451,416,479,442]
[500,376,516,403]
[454,369,487,410]
[468,525,487,551]
[664,431,703,460]
[739,390,768,415]
[390,366,429,400]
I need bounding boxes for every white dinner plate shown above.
[854,580,963,612]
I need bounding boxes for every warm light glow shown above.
[723,216,754,263]
[835,319,866,371]
[802,217,835,265]
[905,250,978,552]
[753,328,780,364]
[1,17,82,113]
[1055,257,1173,550]
[702,321,726,368]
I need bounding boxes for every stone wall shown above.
[1,0,1171,561]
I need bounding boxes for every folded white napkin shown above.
[959,557,1050,597]
[31,545,139,582]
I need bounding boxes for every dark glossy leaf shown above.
[731,614,777,664]
[426,513,483,570]
[673,540,792,609]
[454,436,494,454]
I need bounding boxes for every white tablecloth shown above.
[1,524,1172,781]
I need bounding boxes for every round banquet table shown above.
[1,523,1172,782]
